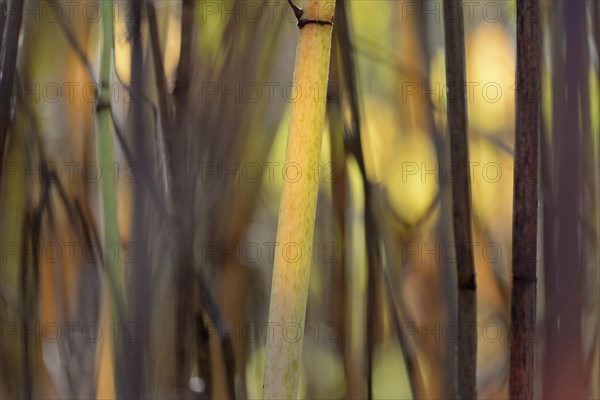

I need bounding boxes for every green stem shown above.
[97,0,125,393]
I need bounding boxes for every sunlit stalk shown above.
[262,1,336,398]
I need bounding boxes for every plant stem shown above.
[509,1,540,398]
[442,1,477,398]
[262,1,335,398]
[96,0,125,392]
[0,0,24,186]
[552,3,585,398]
[174,0,194,125]
[146,1,173,197]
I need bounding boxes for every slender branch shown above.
[442,1,477,398]
[510,1,540,399]
[262,1,336,398]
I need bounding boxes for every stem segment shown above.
[262,1,335,398]
[442,1,477,398]
[509,1,540,399]
[97,1,126,393]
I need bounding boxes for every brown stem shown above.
[509,1,540,399]
[442,1,477,398]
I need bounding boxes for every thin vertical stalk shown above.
[173,0,194,126]
[123,0,151,398]
[327,35,351,397]
[364,188,379,400]
[262,1,336,398]
[578,1,595,395]
[169,0,198,387]
[411,1,457,394]
[442,1,477,398]
[146,1,173,196]
[541,4,561,398]
[595,4,600,393]
[509,1,540,399]
[96,0,126,395]
[97,0,125,316]
[553,3,585,398]
[0,0,6,42]
[0,0,24,182]
[331,2,379,396]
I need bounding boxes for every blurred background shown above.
[0,0,598,398]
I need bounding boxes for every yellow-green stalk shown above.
[262,1,336,399]
[97,0,125,335]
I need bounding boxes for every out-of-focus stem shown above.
[96,1,125,393]
[0,0,24,187]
